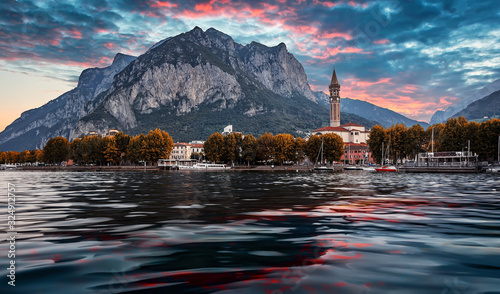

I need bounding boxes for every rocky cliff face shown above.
[0,53,136,151]
[73,27,321,141]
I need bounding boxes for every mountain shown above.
[72,27,364,141]
[430,78,500,124]
[0,53,136,151]
[1,27,381,151]
[313,91,429,128]
[452,90,500,121]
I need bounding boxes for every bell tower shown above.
[329,67,340,127]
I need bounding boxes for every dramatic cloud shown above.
[1,0,500,127]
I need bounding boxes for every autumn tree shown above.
[321,133,344,162]
[35,149,44,163]
[405,124,426,159]
[103,137,121,165]
[126,134,146,164]
[478,118,500,160]
[367,125,386,164]
[43,137,70,164]
[223,133,243,165]
[142,129,174,165]
[294,137,307,163]
[273,133,295,165]
[386,123,408,163]
[440,117,468,151]
[424,123,445,152]
[204,133,224,163]
[241,134,257,166]
[114,132,131,163]
[256,132,274,165]
[305,134,322,164]
[0,152,6,164]
[70,138,84,164]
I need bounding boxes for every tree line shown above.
[368,117,500,164]
[203,132,344,165]
[0,129,174,166]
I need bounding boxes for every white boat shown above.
[192,163,229,170]
[343,165,363,170]
[313,138,335,171]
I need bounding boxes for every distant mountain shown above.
[313,91,428,128]
[1,27,381,151]
[430,78,500,124]
[73,27,374,142]
[0,53,136,151]
[452,90,500,121]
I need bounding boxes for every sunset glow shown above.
[1,0,499,131]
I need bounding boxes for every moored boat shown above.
[375,166,397,172]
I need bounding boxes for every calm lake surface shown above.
[1,170,499,293]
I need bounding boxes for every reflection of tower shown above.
[329,68,341,127]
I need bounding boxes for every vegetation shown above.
[368,117,500,163]
[43,137,70,164]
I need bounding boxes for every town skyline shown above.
[1,0,500,132]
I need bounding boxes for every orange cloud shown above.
[374,39,389,44]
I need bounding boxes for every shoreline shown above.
[10,165,343,172]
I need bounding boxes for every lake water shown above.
[1,170,499,293]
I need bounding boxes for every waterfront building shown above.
[310,68,373,164]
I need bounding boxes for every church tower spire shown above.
[329,67,341,127]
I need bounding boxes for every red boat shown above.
[375,166,398,172]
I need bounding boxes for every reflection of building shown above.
[310,68,373,163]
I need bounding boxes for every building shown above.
[169,143,192,160]
[310,68,373,163]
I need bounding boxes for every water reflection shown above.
[0,171,499,293]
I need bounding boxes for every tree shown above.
[273,133,295,165]
[424,123,445,152]
[142,129,174,165]
[367,125,386,164]
[256,132,274,165]
[305,134,322,164]
[113,132,131,164]
[321,133,344,162]
[386,123,407,163]
[440,117,468,151]
[204,133,224,163]
[42,137,70,164]
[478,118,500,161]
[405,124,426,159]
[35,149,44,163]
[19,150,30,164]
[127,134,146,164]
[294,137,307,163]
[223,133,243,165]
[104,137,121,165]
[70,138,84,164]
[241,134,257,166]
[0,152,6,164]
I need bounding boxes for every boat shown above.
[398,151,482,173]
[375,140,397,172]
[343,165,363,170]
[375,166,397,172]
[313,138,335,171]
[398,136,484,173]
[192,163,229,170]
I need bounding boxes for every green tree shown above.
[204,133,224,163]
[367,125,386,164]
[256,132,274,165]
[321,133,344,162]
[43,137,70,164]
[273,133,296,165]
[241,134,257,166]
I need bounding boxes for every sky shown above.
[1,0,500,132]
